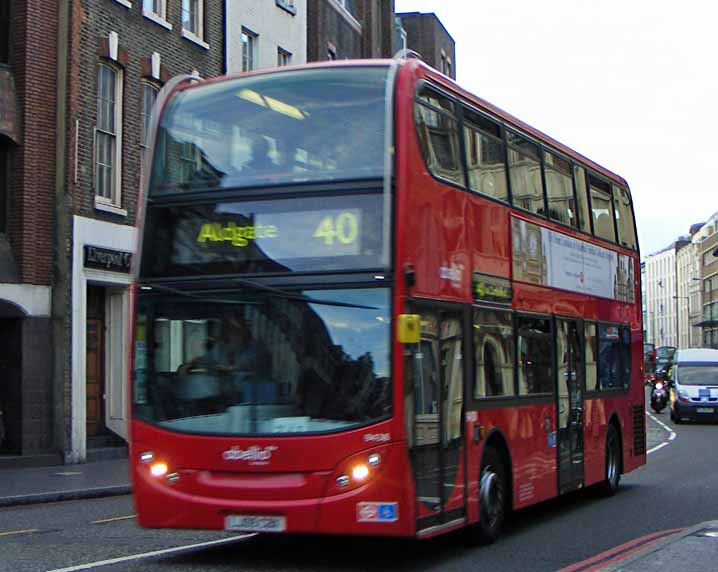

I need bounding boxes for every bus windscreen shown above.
[133,287,391,436]
[149,67,390,194]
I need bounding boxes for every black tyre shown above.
[466,446,508,545]
[600,424,621,496]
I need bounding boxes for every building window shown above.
[241,28,257,71]
[95,63,123,205]
[0,0,9,64]
[142,0,166,19]
[275,0,297,15]
[182,0,203,38]
[336,0,357,18]
[277,47,292,67]
[0,146,8,233]
[140,82,159,159]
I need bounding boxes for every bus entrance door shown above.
[556,319,585,494]
[406,306,466,535]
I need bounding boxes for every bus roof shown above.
[403,58,628,187]
[173,57,628,188]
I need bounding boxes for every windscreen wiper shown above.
[138,282,259,306]
[232,277,378,310]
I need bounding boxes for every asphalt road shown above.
[2,400,716,572]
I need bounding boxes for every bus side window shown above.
[584,323,598,391]
[573,165,591,234]
[596,324,630,390]
[544,151,576,228]
[473,308,515,398]
[463,108,508,203]
[516,316,553,395]
[507,132,544,216]
[588,175,617,243]
[612,184,637,250]
[415,88,464,187]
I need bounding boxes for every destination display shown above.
[141,193,384,277]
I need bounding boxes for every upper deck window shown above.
[612,184,637,250]
[573,165,591,234]
[544,152,576,227]
[507,132,544,215]
[149,67,390,195]
[414,87,463,187]
[463,107,508,202]
[588,175,616,243]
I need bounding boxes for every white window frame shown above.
[182,0,205,42]
[142,0,172,30]
[241,28,257,72]
[95,63,123,210]
[140,81,159,165]
[277,47,292,67]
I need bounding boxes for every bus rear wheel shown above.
[600,424,621,496]
[467,446,507,545]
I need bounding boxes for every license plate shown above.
[696,407,714,414]
[225,515,286,533]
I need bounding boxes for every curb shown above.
[595,520,718,571]
[0,485,132,508]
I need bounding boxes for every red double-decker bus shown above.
[131,57,645,543]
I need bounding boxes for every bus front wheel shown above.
[467,446,507,545]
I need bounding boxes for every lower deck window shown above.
[517,316,553,395]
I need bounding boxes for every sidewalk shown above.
[0,458,131,508]
[594,522,718,571]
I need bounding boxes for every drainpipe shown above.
[54,0,72,462]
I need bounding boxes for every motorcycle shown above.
[650,380,669,413]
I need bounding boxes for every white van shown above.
[669,348,718,423]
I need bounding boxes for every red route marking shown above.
[557,528,685,572]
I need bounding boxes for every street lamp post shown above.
[673,295,689,349]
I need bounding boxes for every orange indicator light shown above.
[352,464,370,481]
[150,462,169,478]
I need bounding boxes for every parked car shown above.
[668,348,718,423]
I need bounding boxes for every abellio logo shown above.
[222,445,278,463]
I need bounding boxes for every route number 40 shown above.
[312,212,359,246]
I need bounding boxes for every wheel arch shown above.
[607,413,624,474]
[481,428,514,509]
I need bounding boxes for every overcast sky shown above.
[395,0,718,257]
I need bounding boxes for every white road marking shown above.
[646,410,677,454]
[91,515,135,525]
[45,534,254,572]
[0,528,39,538]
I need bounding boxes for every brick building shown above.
[0,0,56,460]
[307,0,395,62]
[1,0,224,463]
[397,11,456,79]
